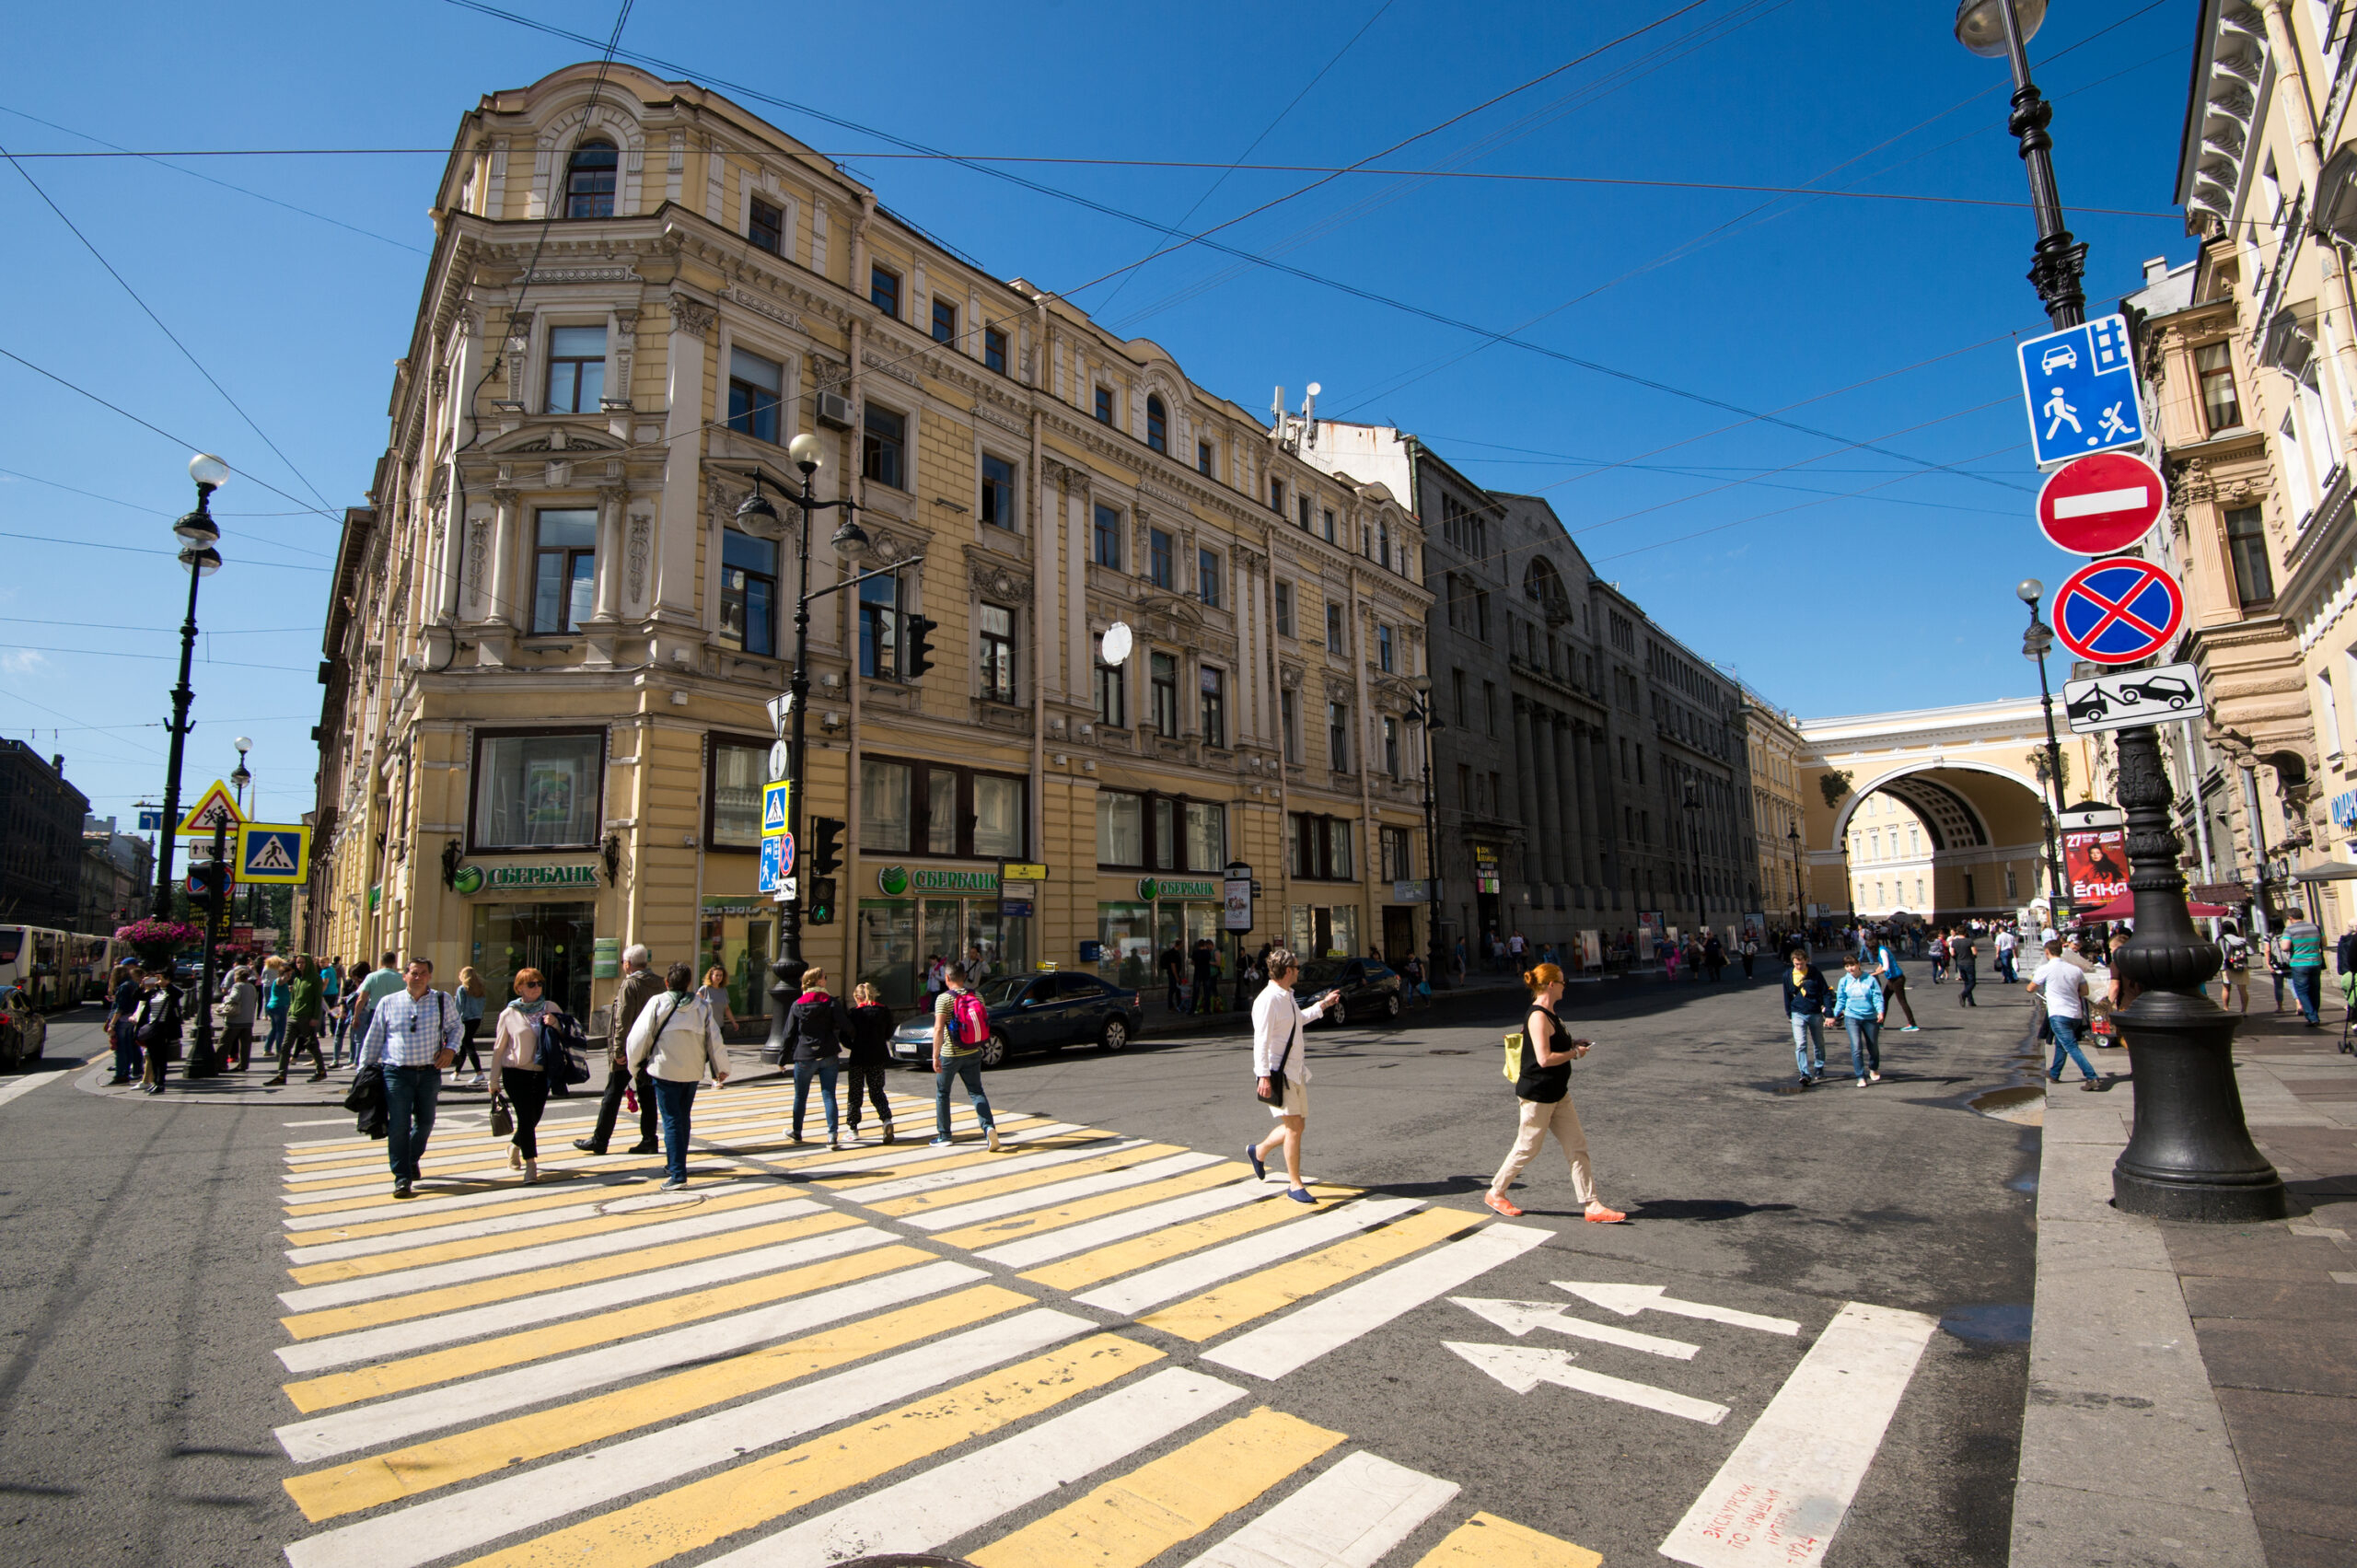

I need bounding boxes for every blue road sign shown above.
[761,780,791,837]
[2053,556,2185,667]
[759,834,784,894]
[2018,315,2144,467]
[137,809,162,832]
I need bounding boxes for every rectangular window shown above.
[707,736,767,850]
[1483,681,1498,737]
[1273,582,1294,637]
[931,296,957,345]
[1289,813,1355,879]
[1377,624,1394,672]
[979,603,1016,703]
[862,402,906,489]
[1491,772,1504,814]
[2322,671,2345,757]
[1152,797,1175,870]
[747,196,783,254]
[718,530,778,656]
[726,346,783,443]
[1299,496,1313,533]
[1271,476,1285,514]
[1094,634,1127,728]
[1198,547,1222,609]
[1149,528,1173,589]
[1383,715,1399,778]
[974,775,1022,858]
[1457,763,1473,809]
[1151,651,1178,738]
[1282,688,1300,763]
[927,767,958,854]
[870,265,900,318]
[981,454,1016,530]
[861,758,911,851]
[472,729,605,850]
[530,507,598,633]
[1380,825,1414,881]
[1200,667,1227,748]
[544,325,606,412]
[1198,440,1213,476]
[1326,603,1344,654]
[1322,507,1336,543]
[1094,504,1124,570]
[1097,790,1144,865]
[1328,702,1352,773]
[1094,386,1115,424]
[2196,343,2241,433]
[2225,505,2274,605]
[1452,668,1468,727]
[982,326,1007,375]
[1185,801,1225,870]
[858,575,897,678]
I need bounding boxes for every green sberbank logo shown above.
[451,864,484,895]
[877,865,910,896]
[1137,877,1159,901]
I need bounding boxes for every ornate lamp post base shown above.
[2107,724,2286,1222]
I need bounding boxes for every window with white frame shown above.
[981,454,1016,530]
[530,508,598,634]
[545,325,606,412]
[718,531,778,656]
[748,196,783,254]
[1095,633,1127,728]
[979,603,1016,703]
[863,402,906,489]
[1273,582,1294,637]
[471,729,605,849]
[727,347,782,443]
[2322,669,2345,757]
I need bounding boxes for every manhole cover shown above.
[596,1191,704,1217]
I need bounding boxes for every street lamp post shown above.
[2016,580,2073,929]
[1410,677,1446,988]
[1964,0,2282,1222]
[152,454,229,918]
[232,736,260,931]
[1682,779,1705,961]
[1787,821,1805,943]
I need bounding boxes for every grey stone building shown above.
[1302,424,1755,963]
[0,741,90,930]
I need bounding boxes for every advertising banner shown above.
[2064,825,2130,906]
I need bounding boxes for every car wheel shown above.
[0,1031,17,1074]
[1328,996,1346,1028]
[980,1031,1009,1069]
[1385,990,1402,1020]
[1100,1016,1130,1052]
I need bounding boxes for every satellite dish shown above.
[1306,382,1322,398]
[1100,621,1133,666]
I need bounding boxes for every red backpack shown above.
[950,989,991,1046]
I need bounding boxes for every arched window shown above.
[564,140,618,219]
[1145,395,1167,453]
[1522,555,1566,610]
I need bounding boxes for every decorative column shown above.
[1530,704,1564,895]
[1513,699,1541,888]
[2110,723,2286,1220]
[593,483,627,621]
[486,487,522,632]
[1553,716,1585,898]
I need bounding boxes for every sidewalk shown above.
[2012,1006,2357,1567]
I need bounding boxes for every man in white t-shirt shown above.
[2029,938,2103,1088]
[1994,927,2018,983]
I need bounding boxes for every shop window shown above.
[1095,633,1127,727]
[471,729,605,850]
[979,602,1016,703]
[1187,801,1225,869]
[706,736,769,849]
[718,530,778,656]
[1200,666,1226,748]
[1288,812,1355,879]
[530,507,598,633]
[862,403,906,489]
[545,326,606,412]
[975,774,1022,857]
[747,195,783,254]
[862,758,912,852]
[859,575,898,677]
[1152,797,1175,870]
[1096,788,1225,869]
[927,766,958,854]
[727,347,783,443]
[563,140,616,218]
[1151,651,1178,737]
[981,454,1016,529]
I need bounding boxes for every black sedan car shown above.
[889,971,1144,1068]
[1293,958,1404,1027]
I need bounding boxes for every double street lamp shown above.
[152,453,229,919]
[2015,578,2073,930]
[1962,0,2283,1221]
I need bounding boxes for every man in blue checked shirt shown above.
[357,958,465,1197]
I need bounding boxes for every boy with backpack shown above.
[931,964,1002,1151]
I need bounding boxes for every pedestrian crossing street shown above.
[273,1077,1604,1568]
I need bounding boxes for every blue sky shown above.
[1,0,2196,825]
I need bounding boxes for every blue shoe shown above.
[929,1136,955,1147]
[1286,1187,1316,1203]
[1248,1143,1266,1181]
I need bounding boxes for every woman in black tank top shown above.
[1485,963,1625,1223]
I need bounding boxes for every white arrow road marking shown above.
[1658,1301,1937,1568]
[1553,1281,1800,1335]
[1450,1296,1700,1359]
[2051,484,2148,518]
[1446,1341,1729,1424]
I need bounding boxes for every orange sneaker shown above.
[1484,1191,1524,1218]
[1584,1203,1628,1224]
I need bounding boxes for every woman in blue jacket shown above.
[1782,949,1831,1087]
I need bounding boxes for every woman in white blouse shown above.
[1248,947,1340,1203]
[626,962,731,1191]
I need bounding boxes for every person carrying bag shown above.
[1485,962,1625,1223]
[1247,947,1337,1204]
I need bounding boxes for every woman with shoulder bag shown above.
[133,966,183,1096]
[780,966,853,1149]
[627,962,731,1191]
[487,967,556,1182]
[1248,947,1338,1204]
[1486,962,1625,1222]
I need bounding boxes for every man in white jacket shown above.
[1248,947,1340,1203]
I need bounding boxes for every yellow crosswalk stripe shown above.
[284,1187,804,1284]
[454,1333,1164,1568]
[281,1242,934,1413]
[863,1142,1188,1218]
[1411,1512,1602,1568]
[283,1283,1031,1521]
[1019,1185,1361,1293]
[281,1167,653,1218]
[823,1132,1114,1189]
[1137,1208,1480,1342]
[279,1209,859,1338]
[967,1407,1342,1568]
[930,1162,1248,1252]
[284,1182,636,1242]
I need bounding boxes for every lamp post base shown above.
[2111,990,2287,1222]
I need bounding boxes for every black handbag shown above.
[490,1093,514,1138]
[1256,1007,1298,1105]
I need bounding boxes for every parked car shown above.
[1293,958,1403,1027]
[888,971,1144,1068]
[2064,689,2109,725]
[0,985,47,1070]
[2116,674,2196,709]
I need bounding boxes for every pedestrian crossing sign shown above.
[235,822,310,884]
[762,780,791,838]
[176,780,246,837]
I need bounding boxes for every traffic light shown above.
[811,817,843,877]
[901,612,937,681]
[807,877,838,925]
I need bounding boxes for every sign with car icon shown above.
[2017,314,2145,468]
[2061,661,2207,736]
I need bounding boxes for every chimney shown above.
[2142,256,2169,285]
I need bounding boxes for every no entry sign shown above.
[2053,556,2185,666]
[2038,451,2165,555]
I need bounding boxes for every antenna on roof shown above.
[1304,382,1320,447]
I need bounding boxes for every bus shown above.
[0,926,125,1008]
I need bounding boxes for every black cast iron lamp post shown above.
[1788,822,1804,938]
[1954,0,2085,331]
[1410,676,1446,988]
[1682,779,1705,956]
[153,452,228,919]
[2016,579,2073,930]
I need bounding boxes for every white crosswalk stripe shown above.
[837,1135,1138,1202]
[284,1180,771,1262]
[976,1175,1271,1269]
[1178,1449,1462,1568]
[902,1149,1223,1232]
[1074,1197,1424,1315]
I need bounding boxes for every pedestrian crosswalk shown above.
[271,1073,1606,1568]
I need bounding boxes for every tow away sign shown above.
[2062,661,2205,734]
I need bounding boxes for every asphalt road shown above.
[0,970,2038,1568]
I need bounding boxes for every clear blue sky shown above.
[1,0,2196,826]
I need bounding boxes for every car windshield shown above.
[1294,961,1341,989]
[976,977,1035,1006]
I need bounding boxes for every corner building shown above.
[311,64,1432,1022]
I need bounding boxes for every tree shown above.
[2027,747,2071,800]
[1817,770,1852,810]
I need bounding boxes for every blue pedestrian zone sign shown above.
[2018,315,2145,468]
[759,831,795,893]
[761,780,791,837]
[235,822,311,885]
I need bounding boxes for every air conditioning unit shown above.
[815,391,854,430]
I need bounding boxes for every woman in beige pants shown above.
[1486,962,1625,1223]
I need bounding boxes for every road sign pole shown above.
[187,815,226,1078]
